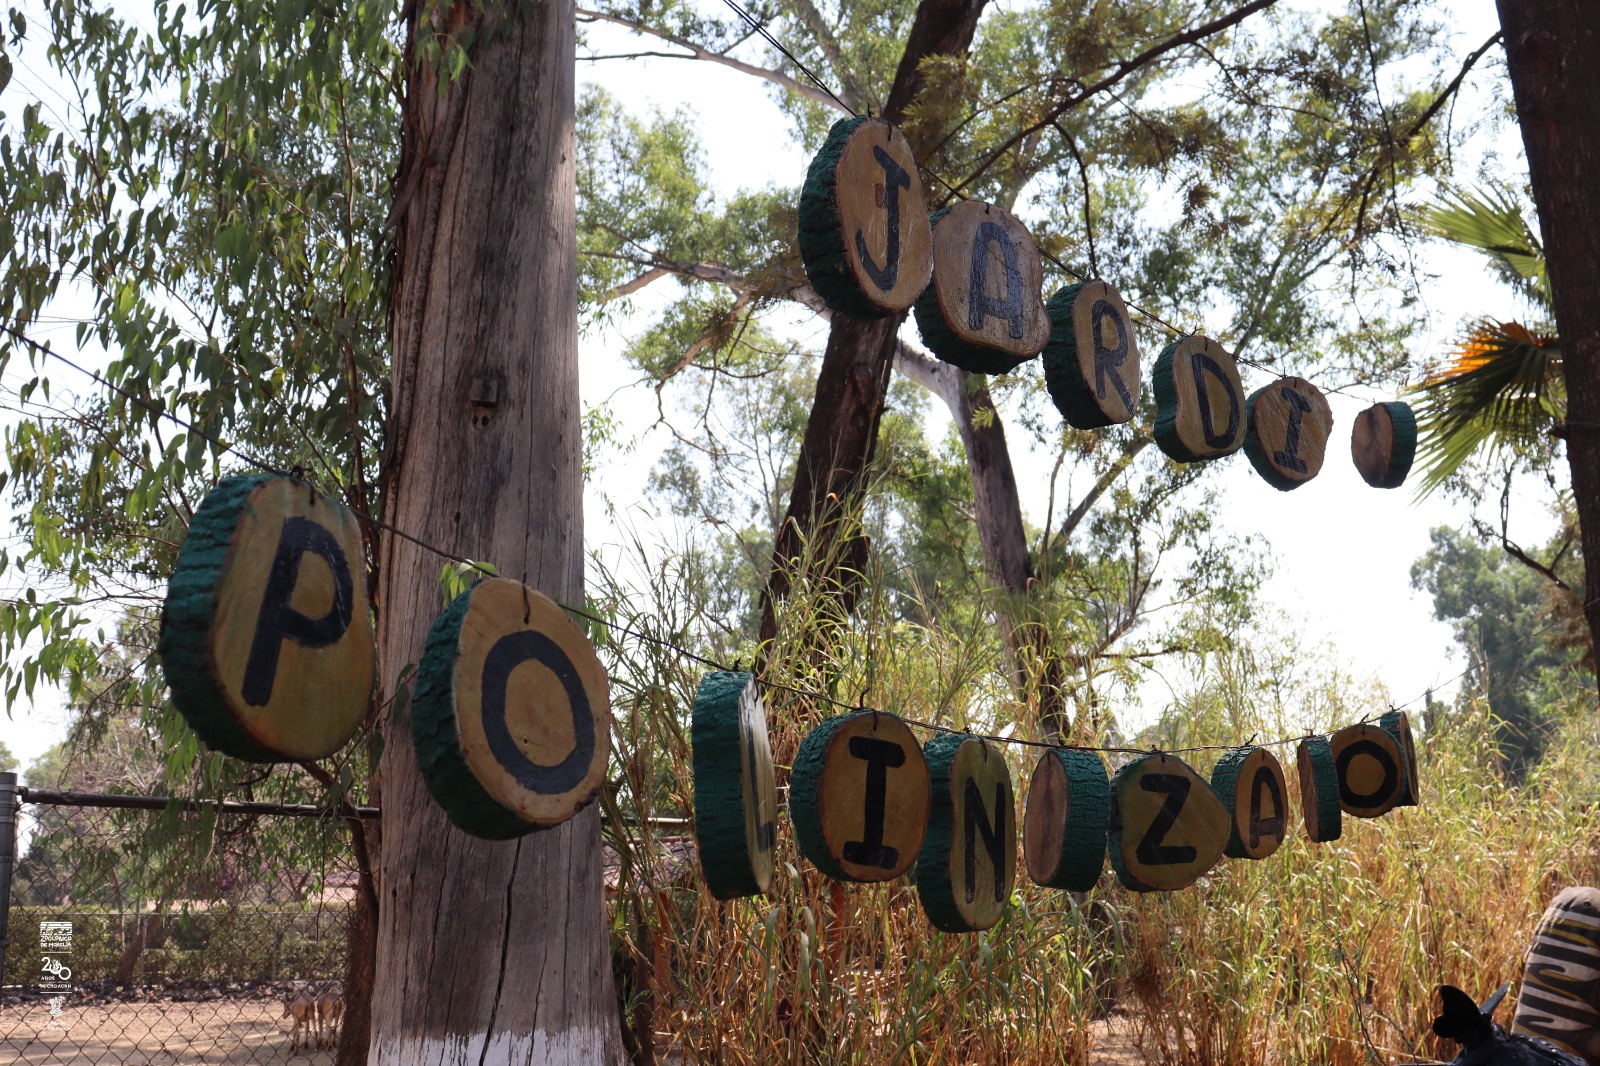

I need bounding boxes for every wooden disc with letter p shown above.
[916,734,1016,933]
[1330,722,1404,819]
[692,671,778,898]
[412,577,611,839]
[1108,753,1230,892]
[1209,746,1288,860]
[1244,376,1333,490]
[1022,748,1110,891]
[1152,335,1246,462]
[1042,281,1142,429]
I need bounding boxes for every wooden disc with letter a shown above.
[160,474,374,763]
[1329,722,1404,819]
[1379,710,1420,807]
[1152,335,1246,462]
[1023,748,1110,891]
[1296,737,1342,843]
[1244,377,1333,490]
[691,671,778,898]
[1352,401,1418,489]
[1209,746,1288,860]
[1042,281,1142,429]
[789,711,931,883]
[912,200,1050,375]
[412,577,611,839]
[798,116,934,321]
[916,734,1016,933]
[1108,754,1230,892]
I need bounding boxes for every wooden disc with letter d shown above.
[411,577,611,839]
[1330,722,1404,819]
[1209,746,1288,860]
[1022,748,1110,891]
[160,474,374,763]
[1152,335,1246,462]
[916,734,1016,933]
[691,671,778,898]
[1244,376,1333,490]
[1108,753,1230,892]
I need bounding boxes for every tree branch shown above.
[785,0,869,113]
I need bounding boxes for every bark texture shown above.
[368,0,621,1059]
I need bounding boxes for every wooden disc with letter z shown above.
[1209,746,1288,860]
[1379,710,1420,807]
[1108,753,1231,892]
[1351,401,1418,489]
[411,577,611,839]
[1152,335,1246,462]
[1296,736,1342,843]
[1328,722,1404,819]
[798,116,934,322]
[160,474,374,763]
[691,671,778,898]
[912,200,1050,375]
[916,734,1016,933]
[1042,281,1142,429]
[1023,747,1110,891]
[1243,376,1333,490]
[789,710,931,883]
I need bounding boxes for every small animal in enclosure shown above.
[316,987,345,1049]
[283,989,316,1053]
[1408,984,1586,1065]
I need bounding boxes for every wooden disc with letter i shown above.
[1244,376,1333,490]
[916,734,1016,933]
[411,577,611,839]
[1209,746,1288,860]
[1043,281,1142,428]
[1108,753,1230,892]
[159,474,374,763]
[1329,722,1404,819]
[1152,335,1246,462]
[1023,748,1110,891]
[691,671,778,898]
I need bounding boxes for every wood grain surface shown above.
[1209,746,1288,860]
[1351,400,1418,489]
[1108,753,1230,892]
[1329,723,1404,819]
[1244,376,1333,489]
[917,735,1015,932]
[916,200,1049,372]
[1022,747,1109,890]
[1152,335,1246,462]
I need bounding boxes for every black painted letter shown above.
[242,517,354,706]
[1136,774,1196,866]
[1092,299,1134,409]
[1190,352,1240,448]
[963,779,1009,904]
[968,221,1026,340]
[480,630,595,794]
[1246,765,1286,849]
[855,146,910,292]
[1335,739,1399,810]
[842,736,906,869]
[1272,386,1314,473]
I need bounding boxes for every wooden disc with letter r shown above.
[1296,736,1342,843]
[1351,401,1418,489]
[916,734,1016,933]
[789,711,931,883]
[1042,281,1142,429]
[1209,746,1288,860]
[1329,722,1404,819]
[1108,753,1230,892]
[411,577,611,839]
[1022,748,1110,891]
[691,671,778,898]
[159,474,374,763]
[1244,376,1333,490]
[1152,335,1246,462]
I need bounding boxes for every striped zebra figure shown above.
[1512,886,1600,1065]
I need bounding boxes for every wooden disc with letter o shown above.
[916,734,1016,933]
[1243,377,1333,490]
[1042,281,1142,429]
[912,200,1050,375]
[411,577,611,839]
[1022,748,1109,891]
[159,474,374,763]
[1209,746,1288,860]
[1329,722,1404,819]
[1378,710,1420,808]
[691,671,778,898]
[789,710,931,883]
[1153,335,1246,462]
[1108,753,1230,893]
[1352,401,1418,489]
[1296,737,1342,843]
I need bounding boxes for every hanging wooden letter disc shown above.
[912,200,1050,375]
[798,116,934,321]
[1296,736,1342,843]
[159,474,374,763]
[1152,335,1246,462]
[1210,746,1288,860]
[1022,747,1110,891]
[411,577,611,839]
[1108,753,1230,892]
[1351,401,1418,489]
[789,710,931,883]
[1043,281,1142,428]
[916,734,1016,933]
[1328,722,1404,819]
[1379,710,1420,807]
[691,671,778,898]
[1244,376,1334,490]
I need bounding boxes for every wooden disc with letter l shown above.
[159,474,374,763]
[1107,753,1230,893]
[916,734,1016,933]
[691,671,778,898]
[1378,710,1420,808]
[798,116,934,322]
[1209,746,1288,860]
[1152,335,1246,462]
[1296,737,1342,843]
[912,200,1050,375]
[1328,722,1404,819]
[411,577,611,839]
[789,710,931,883]
[1351,401,1418,489]
[1042,281,1142,428]
[1243,376,1334,490]
[1022,748,1110,891]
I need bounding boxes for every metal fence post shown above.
[0,771,18,990]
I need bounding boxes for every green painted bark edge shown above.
[789,711,863,882]
[1371,401,1418,489]
[1033,747,1109,891]
[1042,283,1118,429]
[1106,754,1156,892]
[1300,737,1343,843]
[1379,710,1419,806]
[915,732,977,932]
[798,116,893,323]
[1210,746,1254,859]
[692,670,766,898]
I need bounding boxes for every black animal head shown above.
[1414,984,1587,1066]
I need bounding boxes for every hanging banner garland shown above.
[1152,335,1247,462]
[159,474,374,763]
[916,734,1016,933]
[1022,748,1110,891]
[1210,746,1288,860]
[1107,753,1231,893]
[1351,401,1419,489]
[691,671,778,898]
[1244,376,1334,490]
[1042,281,1142,429]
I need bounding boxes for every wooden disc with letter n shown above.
[411,577,610,839]
[789,710,931,883]
[912,200,1050,375]
[1108,753,1230,892]
[1042,281,1142,428]
[1023,748,1110,891]
[691,671,778,899]
[1209,746,1288,860]
[1328,722,1404,819]
[917,734,1016,933]
[159,474,374,763]
[1152,335,1246,462]
[1244,376,1333,490]
[1296,736,1342,843]
[1352,401,1418,489]
[798,116,934,321]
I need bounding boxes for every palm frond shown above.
[1425,186,1550,310]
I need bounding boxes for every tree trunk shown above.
[368,0,621,1058]
[1496,1,1600,663]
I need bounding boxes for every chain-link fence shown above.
[1,774,365,1064]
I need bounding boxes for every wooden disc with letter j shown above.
[1108,753,1230,892]
[1022,748,1110,891]
[1243,376,1333,490]
[916,734,1016,933]
[789,710,931,883]
[1043,281,1142,429]
[1329,722,1404,819]
[160,474,374,763]
[1209,746,1288,860]
[412,577,611,839]
[692,671,778,898]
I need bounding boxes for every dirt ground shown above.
[0,996,336,1065]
